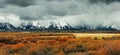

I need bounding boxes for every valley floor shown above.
[0,32,120,55]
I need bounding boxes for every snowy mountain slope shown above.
[0,22,117,31]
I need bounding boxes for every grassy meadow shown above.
[0,32,120,55]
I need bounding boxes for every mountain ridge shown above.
[0,22,117,31]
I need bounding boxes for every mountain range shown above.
[0,22,117,31]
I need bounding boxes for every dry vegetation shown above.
[0,32,120,55]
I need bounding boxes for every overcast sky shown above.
[0,0,120,29]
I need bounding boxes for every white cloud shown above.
[0,0,120,29]
[0,13,21,27]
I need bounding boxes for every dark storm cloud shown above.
[20,16,42,20]
[0,0,5,8]
[4,0,35,7]
[1,0,120,29]
[90,0,120,4]
[0,4,4,8]
[1,0,120,7]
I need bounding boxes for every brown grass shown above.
[0,32,119,55]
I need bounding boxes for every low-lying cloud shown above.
[0,0,120,29]
[0,13,21,27]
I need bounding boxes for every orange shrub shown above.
[96,40,120,55]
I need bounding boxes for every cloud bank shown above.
[0,0,120,29]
